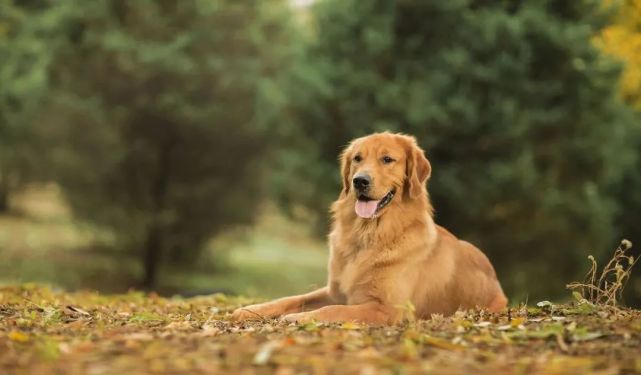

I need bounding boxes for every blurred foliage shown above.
[38,0,298,288]
[595,0,641,304]
[0,0,52,211]
[278,0,640,301]
[0,0,639,302]
[597,0,641,109]
[0,186,326,297]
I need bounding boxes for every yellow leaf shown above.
[9,331,29,342]
[341,322,362,330]
[510,317,526,328]
[402,338,418,360]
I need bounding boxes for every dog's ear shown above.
[405,137,431,199]
[339,143,353,198]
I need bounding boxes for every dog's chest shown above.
[334,247,382,303]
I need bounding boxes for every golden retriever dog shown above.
[232,132,507,324]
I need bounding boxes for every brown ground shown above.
[1,285,640,374]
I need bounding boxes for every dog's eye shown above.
[382,156,394,164]
[353,155,362,162]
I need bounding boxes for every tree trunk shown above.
[142,226,161,290]
[140,126,175,290]
[0,171,9,213]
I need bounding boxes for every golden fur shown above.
[232,132,507,324]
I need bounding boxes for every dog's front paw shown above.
[231,304,271,322]
[281,312,313,324]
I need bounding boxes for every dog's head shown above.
[339,132,431,219]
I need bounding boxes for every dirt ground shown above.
[1,285,640,374]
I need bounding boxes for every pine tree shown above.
[0,0,52,211]
[44,0,298,288]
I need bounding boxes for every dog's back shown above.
[428,226,506,314]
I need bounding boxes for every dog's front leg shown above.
[231,287,332,321]
[282,302,397,325]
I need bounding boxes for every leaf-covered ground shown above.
[1,285,640,374]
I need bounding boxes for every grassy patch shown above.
[0,185,327,297]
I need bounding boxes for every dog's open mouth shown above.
[354,190,395,219]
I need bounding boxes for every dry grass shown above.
[567,239,638,308]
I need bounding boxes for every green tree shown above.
[0,0,52,211]
[595,0,641,304]
[44,0,297,288]
[281,0,638,300]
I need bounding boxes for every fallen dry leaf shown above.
[8,331,29,343]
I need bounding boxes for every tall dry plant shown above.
[567,239,637,307]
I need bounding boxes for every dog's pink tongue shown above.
[355,200,379,218]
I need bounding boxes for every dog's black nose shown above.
[353,174,371,190]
